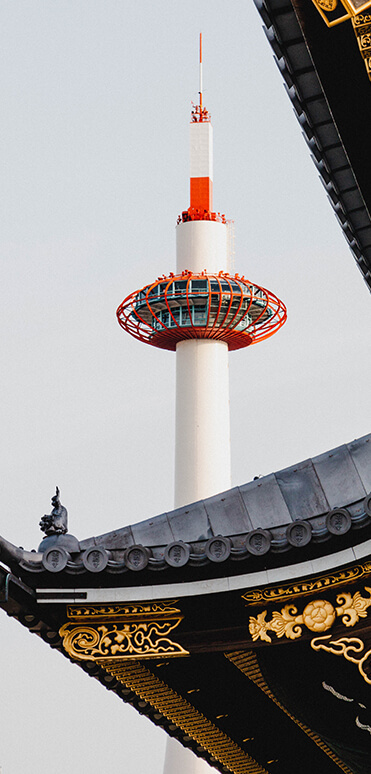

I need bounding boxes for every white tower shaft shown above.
[165,36,231,774]
[174,102,231,510]
[174,337,231,508]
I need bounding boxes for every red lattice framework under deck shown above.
[117,271,287,352]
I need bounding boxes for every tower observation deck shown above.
[116,271,286,352]
[117,34,287,523]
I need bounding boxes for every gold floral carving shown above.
[311,636,371,685]
[249,587,371,643]
[225,651,354,774]
[99,658,269,774]
[242,562,371,604]
[336,587,371,625]
[60,619,189,660]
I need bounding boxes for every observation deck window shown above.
[194,305,207,325]
[175,281,187,292]
[170,308,180,325]
[191,279,207,292]
[181,308,191,326]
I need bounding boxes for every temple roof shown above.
[1,432,371,774]
[1,433,370,591]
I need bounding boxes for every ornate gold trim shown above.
[352,13,371,79]
[99,658,269,774]
[248,588,371,643]
[310,0,371,79]
[311,635,371,685]
[311,0,350,27]
[60,619,189,660]
[66,601,181,621]
[225,650,354,774]
[242,563,371,604]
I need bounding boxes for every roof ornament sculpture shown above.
[39,487,68,536]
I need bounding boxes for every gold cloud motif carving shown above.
[312,636,371,686]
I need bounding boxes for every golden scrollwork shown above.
[60,619,189,660]
[67,601,181,620]
[242,563,371,604]
[311,0,371,80]
[311,636,371,685]
[248,587,371,643]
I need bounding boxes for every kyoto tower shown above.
[117,35,286,773]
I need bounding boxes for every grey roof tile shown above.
[348,436,371,493]
[131,512,174,547]
[203,488,252,535]
[312,445,366,509]
[276,459,329,519]
[94,525,135,550]
[239,473,292,528]
[166,501,211,542]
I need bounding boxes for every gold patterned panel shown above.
[310,0,371,78]
[60,599,188,661]
[352,13,371,78]
[311,635,371,685]
[99,658,269,774]
[225,650,354,774]
[242,563,371,604]
[60,619,189,660]
[248,588,371,643]
[311,0,350,26]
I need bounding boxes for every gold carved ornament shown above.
[59,603,269,773]
[242,562,371,605]
[66,601,182,619]
[311,635,371,685]
[248,587,371,643]
[59,601,189,661]
[310,0,371,80]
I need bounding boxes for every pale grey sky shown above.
[0,1,370,772]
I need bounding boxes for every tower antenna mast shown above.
[199,32,203,117]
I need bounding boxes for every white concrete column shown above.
[174,338,231,508]
[164,115,231,774]
[176,220,228,274]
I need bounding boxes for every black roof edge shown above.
[254,0,371,291]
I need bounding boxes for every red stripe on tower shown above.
[190,104,213,210]
[189,33,213,212]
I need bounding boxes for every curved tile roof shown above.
[1,433,370,583]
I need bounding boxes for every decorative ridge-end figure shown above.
[40,487,68,536]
